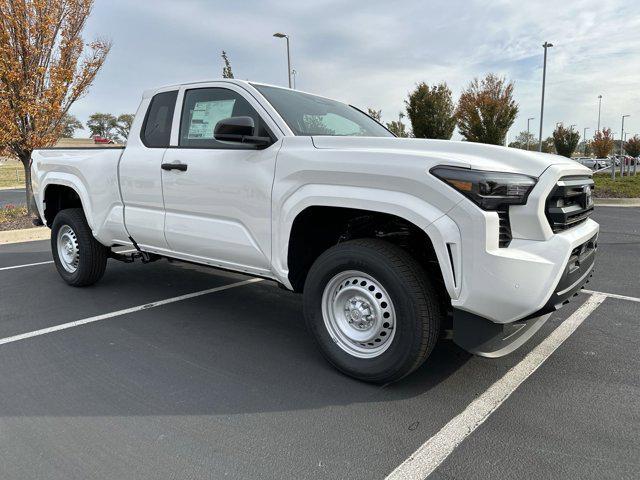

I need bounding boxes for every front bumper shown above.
[453,232,596,357]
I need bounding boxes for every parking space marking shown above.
[583,289,640,303]
[0,278,262,347]
[0,260,53,271]
[0,249,136,272]
[386,292,607,480]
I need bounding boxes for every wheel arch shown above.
[42,177,92,229]
[274,185,461,300]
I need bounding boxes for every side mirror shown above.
[214,116,272,148]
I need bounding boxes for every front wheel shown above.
[51,208,108,287]
[303,239,443,383]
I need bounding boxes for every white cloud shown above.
[73,0,640,142]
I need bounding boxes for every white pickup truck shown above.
[32,80,598,383]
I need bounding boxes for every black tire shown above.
[51,208,109,287]
[303,239,442,383]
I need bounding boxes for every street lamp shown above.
[597,95,603,132]
[527,117,535,150]
[291,69,297,89]
[583,127,589,155]
[538,41,553,151]
[273,32,292,88]
[620,114,630,177]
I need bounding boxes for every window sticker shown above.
[187,99,235,139]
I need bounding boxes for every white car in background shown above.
[575,157,609,170]
[31,80,599,383]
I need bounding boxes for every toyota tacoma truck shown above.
[31,80,598,383]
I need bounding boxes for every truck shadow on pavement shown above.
[0,260,478,419]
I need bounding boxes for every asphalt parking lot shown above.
[0,207,638,480]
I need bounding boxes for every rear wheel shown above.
[303,239,442,383]
[51,208,108,287]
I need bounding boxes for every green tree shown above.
[386,112,409,137]
[87,113,117,138]
[456,73,518,145]
[115,113,134,141]
[508,130,537,151]
[624,135,640,157]
[61,114,84,138]
[552,124,580,158]
[221,50,234,79]
[541,136,556,154]
[367,108,382,123]
[405,82,456,139]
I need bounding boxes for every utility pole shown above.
[583,127,589,155]
[527,117,534,150]
[538,42,553,151]
[273,32,292,88]
[597,95,602,132]
[620,115,630,177]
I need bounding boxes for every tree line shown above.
[367,74,518,144]
[61,112,135,143]
[368,75,640,159]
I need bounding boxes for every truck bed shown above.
[31,147,129,245]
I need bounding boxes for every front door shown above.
[160,85,280,274]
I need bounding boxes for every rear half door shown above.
[119,88,178,249]
[160,82,282,275]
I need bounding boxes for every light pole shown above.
[620,114,630,177]
[597,95,602,132]
[273,32,292,88]
[527,117,535,150]
[538,42,553,151]
[583,127,589,155]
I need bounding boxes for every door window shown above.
[141,90,178,148]
[179,88,271,148]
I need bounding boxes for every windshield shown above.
[252,84,394,137]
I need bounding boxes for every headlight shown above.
[430,166,537,211]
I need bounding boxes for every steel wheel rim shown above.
[321,270,396,359]
[57,225,79,273]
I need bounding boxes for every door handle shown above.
[161,162,188,172]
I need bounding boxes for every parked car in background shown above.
[575,157,609,170]
[92,135,115,144]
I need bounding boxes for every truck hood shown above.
[311,136,587,178]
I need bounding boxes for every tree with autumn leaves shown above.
[591,128,615,158]
[0,0,110,214]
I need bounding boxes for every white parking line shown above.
[0,260,53,271]
[0,278,262,347]
[0,249,137,272]
[386,292,607,480]
[583,289,640,303]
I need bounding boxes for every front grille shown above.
[497,209,512,247]
[545,176,594,233]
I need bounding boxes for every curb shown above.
[0,226,50,245]
[0,186,25,191]
[594,198,640,207]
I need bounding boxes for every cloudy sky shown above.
[74,0,640,142]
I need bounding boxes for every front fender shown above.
[272,183,462,298]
